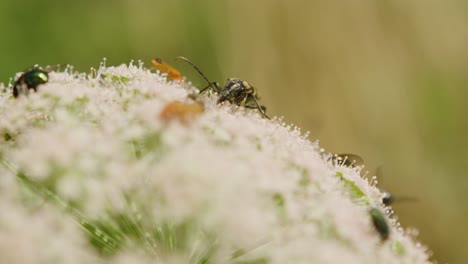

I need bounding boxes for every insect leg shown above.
[249,94,270,119]
[245,104,267,113]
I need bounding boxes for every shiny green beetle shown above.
[12,68,49,98]
[369,207,390,241]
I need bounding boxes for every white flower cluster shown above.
[0,62,432,263]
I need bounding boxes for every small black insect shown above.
[369,207,389,241]
[382,191,418,207]
[175,56,269,119]
[12,67,49,98]
[382,192,394,206]
[333,153,365,167]
[376,167,418,207]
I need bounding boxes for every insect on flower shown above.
[369,207,390,241]
[151,58,183,81]
[376,167,418,206]
[382,191,418,207]
[382,192,395,206]
[175,56,270,119]
[333,153,365,168]
[160,100,204,123]
[12,67,49,98]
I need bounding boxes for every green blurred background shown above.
[1,0,466,262]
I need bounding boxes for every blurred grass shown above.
[1,0,467,262]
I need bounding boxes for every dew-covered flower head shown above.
[0,60,432,263]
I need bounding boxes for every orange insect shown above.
[151,58,183,81]
[160,100,204,123]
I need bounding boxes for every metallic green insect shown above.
[369,207,390,241]
[12,68,49,98]
[377,167,418,207]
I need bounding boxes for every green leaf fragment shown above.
[311,217,353,247]
[130,131,164,159]
[3,132,12,141]
[288,163,310,187]
[272,193,287,223]
[102,74,132,84]
[152,221,195,251]
[235,258,269,264]
[113,212,145,240]
[299,173,310,187]
[81,218,124,255]
[273,193,285,208]
[392,240,406,256]
[255,137,262,151]
[336,171,369,205]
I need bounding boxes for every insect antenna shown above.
[175,56,219,93]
